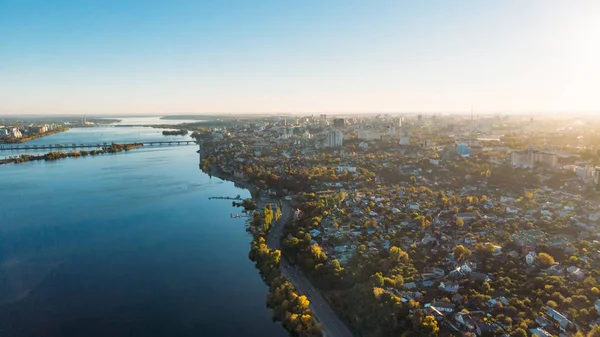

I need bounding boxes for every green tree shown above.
[511,328,527,337]
[452,245,472,261]
[589,325,600,337]
[395,275,404,289]
[370,272,384,287]
[390,246,409,263]
[421,315,439,336]
[538,252,555,268]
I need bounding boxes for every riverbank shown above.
[0,143,143,165]
[0,127,69,144]
[205,164,324,336]
[208,164,260,199]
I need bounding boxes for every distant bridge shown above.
[0,141,197,151]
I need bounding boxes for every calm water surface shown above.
[0,119,284,337]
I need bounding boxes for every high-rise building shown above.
[326,130,343,147]
[394,117,403,127]
[9,127,22,138]
[333,118,345,128]
[593,167,600,185]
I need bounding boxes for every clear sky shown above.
[1,0,599,115]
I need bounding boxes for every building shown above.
[333,118,345,128]
[421,139,432,149]
[394,117,403,127]
[326,130,343,147]
[526,251,536,265]
[457,143,470,155]
[336,166,356,173]
[575,166,595,180]
[545,307,573,330]
[595,167,600,185]
[358,130,380,141]
[9,128,22,138]
[510,150,557,169]
[455,212,478,223]
[399,136,410,146]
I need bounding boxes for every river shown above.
[0,118,285,337]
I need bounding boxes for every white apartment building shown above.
[326,130,343,147]
[9,128,23,138]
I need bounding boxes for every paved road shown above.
[268,203,354,337]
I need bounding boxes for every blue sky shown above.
[1,0,599,114]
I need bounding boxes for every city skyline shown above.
[1,0,599,115]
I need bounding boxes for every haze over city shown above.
[1,0,599,115]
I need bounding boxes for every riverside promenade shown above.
[209,165,354,337]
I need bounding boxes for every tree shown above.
[452,245,472,261]
[538,252,555,268]
[584,276,597,288]
[511,328,527,337]
[339,191,346,204]
[394,275,404,289]
[474,243,495,257]
[296,295,310,310]
[589,325,600,337]
[371,272,384,287]
[456,217,464,227]
[390,246,410,263]
[420,315,439,336]
[412,310,439,336]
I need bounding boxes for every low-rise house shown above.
[535,315,552,328]
[430,302,455,313]
[439,281,460,293]
[491,245,503,256]
[567,266,586,281]
[546,307,573,330]
[429,267,445,278]
[403,282,417,290]
[526,251,537,265]
[464,237,477,244]
[455,212,478,223]
[454,312,478,333]
[426,306,445,320]
[545,264,564,276]
[506,206,519,215]
[471,272,491,282]
[529,328,553,337]
[407,203,420,211]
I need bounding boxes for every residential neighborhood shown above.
[195,113,600,337]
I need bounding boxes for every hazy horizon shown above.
[1,0,599,115]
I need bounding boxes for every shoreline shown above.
[0,127,69,144]
[206,163,335,336]
[208,164,260,200]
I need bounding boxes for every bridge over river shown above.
[0,141,197,151]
